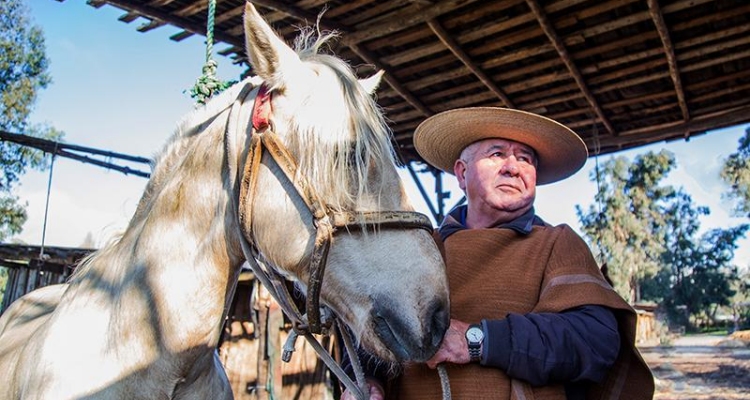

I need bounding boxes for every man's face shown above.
[454,138,537,219]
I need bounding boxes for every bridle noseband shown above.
[233,83,435,399]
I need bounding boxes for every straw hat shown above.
[413,107,588,185]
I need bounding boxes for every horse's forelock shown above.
[286,33,396,212]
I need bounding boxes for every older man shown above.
[343,107,654,400]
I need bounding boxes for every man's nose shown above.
[500,156,520,175]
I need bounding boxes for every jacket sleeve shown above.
[482,305,620,386]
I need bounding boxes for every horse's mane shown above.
[69,26,397,282]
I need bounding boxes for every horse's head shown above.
[239,3,449,363]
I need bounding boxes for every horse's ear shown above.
[359,70,385,95]
[244,3,305,85]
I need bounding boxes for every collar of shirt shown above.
[437,205,547,241]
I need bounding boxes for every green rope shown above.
[189,0,236,105]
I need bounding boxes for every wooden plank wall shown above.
[0,260,70,314]
[219,277,335,400]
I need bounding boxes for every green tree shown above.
[721,127,750,218]
[576,151,676,303]
[0,0,61,239]
[1,0,62,300]
[578,151,748,330]
[658,191,748,329]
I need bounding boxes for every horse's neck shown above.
[69,115,245,348]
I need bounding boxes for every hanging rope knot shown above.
[188,0,237,105]
[190,63,234,105]
[202,59,219,75]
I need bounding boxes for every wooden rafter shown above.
[525,0,615,135]
[348,43,433,117]
[427,19,515,108]
[247,0,349,32]
[67,0,750,165]
[346,0,484,45]
[100,0,243,47]
[648,0,689,123]
[591,105,750,149]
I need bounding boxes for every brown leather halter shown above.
[233,83,435,399]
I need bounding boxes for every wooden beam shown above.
[170,30,194,42]
[248,0,349,32]
[86,0,107,8]
[348,43,433,117]
[137,19,165,33]
[146,0,177,6]
[99,0,243,48]
[166,4,247,43]
[336,0,418,26]
[596,106,750,147]
[173,0,206,18]
[426,19,514,108]
[525,0,615,135]
[117,11,140,23]
[345,0,483,45]
[648,0,689,122]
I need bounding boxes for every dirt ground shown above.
[638,331,750,400]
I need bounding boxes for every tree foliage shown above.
[0,0,61,241]
[578,150,748,330]
[657,192,748,328]
[721,127,750,218]
[576,150,676,302]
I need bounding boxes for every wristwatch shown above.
[465,324,484,362]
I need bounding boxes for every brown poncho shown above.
[389,224,654,400]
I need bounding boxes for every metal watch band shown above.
[469,345,482,361]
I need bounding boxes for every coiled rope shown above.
[189,0,236,105]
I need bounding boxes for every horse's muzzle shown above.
[371,296,449,362]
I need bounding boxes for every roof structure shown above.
[78,0,750,167]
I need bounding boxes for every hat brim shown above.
[413,107,588,185]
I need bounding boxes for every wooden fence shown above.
[0,244,90,314]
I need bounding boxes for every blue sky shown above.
[17,0,749,268]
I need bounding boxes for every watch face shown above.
[466,326,484,342]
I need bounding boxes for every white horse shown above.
[0,4,449,399]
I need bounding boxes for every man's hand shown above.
[425,319,472,369]
[340,377,385,400]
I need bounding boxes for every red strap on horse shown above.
[252,84,273,131]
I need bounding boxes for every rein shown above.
[233,83,435,400]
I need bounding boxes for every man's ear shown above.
[454,159,467,191]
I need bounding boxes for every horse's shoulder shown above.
[0,284,66,332]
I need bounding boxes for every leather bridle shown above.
[232,82,435,399]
